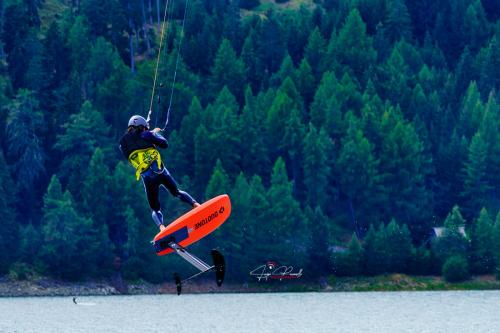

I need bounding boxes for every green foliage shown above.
[461,132,490,218]
[363,224,388,275]
[337,115,379,232]
[385,220,413,273]
[264,158,307,265]
[470,208,495,273]
[384,0,412,43]
[304,27,327,79]
[229,174,270,278]
[41,176,109,279]
[55,101,110,194]
[433,206,469,263]
[0,149,18,273]
[442,255,470,283]
[335,9,377,81]
[5,89,45,191]
[303,125,332,209]
[205,159,230,200]
[306,206,331,275]
[1,0,499,283]
[491,212,500,277]
[333,233,364,276]
[211,39,246,101]
[408,246,434,275]
[123,206,159,281]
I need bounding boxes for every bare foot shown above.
[159,224,166,232]
[193,202,201,208]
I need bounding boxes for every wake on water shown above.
[72,297,96,306]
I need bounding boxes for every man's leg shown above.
[159,168,199,207]
[142,174,165,231]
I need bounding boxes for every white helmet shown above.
[128,115,148,128]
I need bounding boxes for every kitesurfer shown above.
[119,115,200,231]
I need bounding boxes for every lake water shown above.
[0,291,498,333]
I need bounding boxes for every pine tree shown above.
[241,29,262,90]
[270,54,295,88]
[470,207,494,274]
[0,149,18,273]
[384,0,412,43]
[334,233,364,276]
[258,11,286,74]
[303,124,332,209]
[478,35,500,95]
[304,27,327,80]
[432,205,469,263]
[239,87,271,178]
[310,71,337,126]
[305,206,331,275]
[41,176,103,279]
[480,94,500,210]
[266,79,302,159]
[381,46,411,107]
[108,162,148,250]
[54,101,110,195]
[210,38,246,101]
[68,16,91,75]
[385,220,413,273]
[492,212,500,276]
[295,59,315,105]
[123,206,157,281]
[461,132,490,218]
[337,114,379,234]
[309,71,343,139]
[194,125,215,190]
[6,89,45,191]
[19,223,42,266]
[363,224,388,275]
[202,87,242,178]
[457,82,484,139]
[205,159,231,200]
[265,158,307,265]
[378,106,431,237]
[463,0,491,52]
[231,174,270,275]
[81,148,111,228]
[335,9,377,81]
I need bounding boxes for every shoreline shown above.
[1,274,500,297]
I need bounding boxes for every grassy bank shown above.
[1,274,500,297]
[328,274,500,292]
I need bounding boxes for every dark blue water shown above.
[0,291,498,333]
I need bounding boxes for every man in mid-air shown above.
[119,115,200,231]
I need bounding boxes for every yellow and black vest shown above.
[128,148,162,180]
[119,131,166,180]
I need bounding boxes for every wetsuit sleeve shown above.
[141,131,168,149]
[119,136,129,159]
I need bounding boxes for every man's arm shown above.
[141,130,168,148]
[119,136,129,159]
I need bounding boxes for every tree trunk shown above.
[141,0,151,55]
[128,1,136,73]
[148,0,153,25]
[156,0,160,30]
[129,33,135,73]
[0,0,4,61]
[348,199,360,239]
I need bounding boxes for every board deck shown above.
[152,195,231,256]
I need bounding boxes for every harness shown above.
[128,147,162,180]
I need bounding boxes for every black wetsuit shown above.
[119,130,197,223]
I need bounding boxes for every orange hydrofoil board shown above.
[152,194,231,256]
